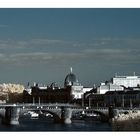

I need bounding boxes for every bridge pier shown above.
[61,107,72,124]
[2,106,20,125]
[108,106,114,119]
[108,106,119,122]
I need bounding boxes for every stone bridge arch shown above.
[73,108,109,122]
[20,108,62,123]
[20,107,72,124]
[86,109,109,121]
[40,109,62,123]
[91,110,107,116]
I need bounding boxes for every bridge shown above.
[0,103,111,125]
[0,103,138,125]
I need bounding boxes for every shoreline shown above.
[112,117,140,131]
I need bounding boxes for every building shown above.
[23,68,93,103]
[96,73,140,94]
[83,92,105,107]
[104,90,140,107]
[64,67,93,99]
[97,82,124,94]
[23,85,72,103]
[83,89,140,107]
[112,74,140,88]
[64,67,83,99]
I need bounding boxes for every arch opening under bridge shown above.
[20,108,62,123]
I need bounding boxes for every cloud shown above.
[0,52,85,66]
[82,48,140,66]
[0,37,140,66]
[0,37,140,52]
[83,48,128,58]
[0,47,139,66]
[0,52,52,64]
[89,37,140,48]
[0,38,73,51]
[30,39,65,44]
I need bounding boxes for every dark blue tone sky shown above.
[0,8,140,87]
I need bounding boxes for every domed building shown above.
[64,67,80,87]
[23,67,93,104]
[64,67,84,99]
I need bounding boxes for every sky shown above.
[0,8,140,87]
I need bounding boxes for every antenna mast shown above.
[133,72,136,76]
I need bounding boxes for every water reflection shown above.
[0,116,112,131]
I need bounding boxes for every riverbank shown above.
[112,110,140,131]
[112,117,140,131]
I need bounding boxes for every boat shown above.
[83,113,101,121]
[27,111,39,119]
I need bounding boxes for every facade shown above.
[70,85,83,99]
[83,90,140,107]
[83,92,105,107]
[112,75,140,88]
[104,90,140,107]
[97,82,124,94]
[96,74,140,94]
[23,86,72,103]
[83,87,93,94]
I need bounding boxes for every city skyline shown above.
[0,9,140,86]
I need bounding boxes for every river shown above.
[0,117,112,131]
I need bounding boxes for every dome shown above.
[64,67,79,87]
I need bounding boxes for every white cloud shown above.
[0,37,140,52]
[0,51,86,66]
[0,47,139,66]
[89,37,140,48]
[0,37,140,66]
[30,39,65,44]
[0,38,72,51]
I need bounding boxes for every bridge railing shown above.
[0,103,81,108]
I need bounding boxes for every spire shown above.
[70,67,73,73]
[133,72,136,76]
